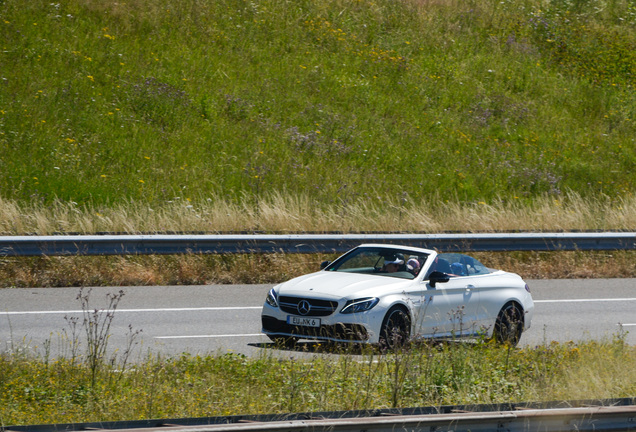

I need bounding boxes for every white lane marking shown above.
[2,306,263,315]
[155,334,267,339]
[620,324,636,327]
[4,298,635,314]
[534,298,636,303]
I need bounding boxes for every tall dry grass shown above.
[1,193,635,288]
[1,250,634,288]
[1,192,635,235]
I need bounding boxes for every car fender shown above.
[373,292,418,332]
[477,288,533,334]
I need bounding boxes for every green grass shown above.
[1,0,635,208]
[2,335,635,425]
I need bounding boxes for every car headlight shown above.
[265,288,279,308]
[340,297,379,314]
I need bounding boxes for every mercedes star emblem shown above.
[297,300,311,315]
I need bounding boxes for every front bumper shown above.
[261,315,370,343]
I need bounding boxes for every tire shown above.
[493,303,523,347]
[379,306,411,351]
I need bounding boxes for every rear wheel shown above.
[379,306,411,351]
[493,303,523,347]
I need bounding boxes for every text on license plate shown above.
[287,315,321,328]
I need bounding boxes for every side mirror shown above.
[428,271,450,287]
[320,260,330,270]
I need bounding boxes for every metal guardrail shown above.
[3,399,636,432]
[0,232,635,256]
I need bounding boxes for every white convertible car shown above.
[261,244,534,349]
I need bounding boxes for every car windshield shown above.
[324,247,429,280]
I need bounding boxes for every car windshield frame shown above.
[323,246,429,280]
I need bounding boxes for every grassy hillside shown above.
[1,0,635,210]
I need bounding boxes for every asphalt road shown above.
[1,279,635,360]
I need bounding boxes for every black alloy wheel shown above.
[379,306,411,351]
[493,302,523,347]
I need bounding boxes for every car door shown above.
[411,277,480,338]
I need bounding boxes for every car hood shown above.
[276,271,412,299]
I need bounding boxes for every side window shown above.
[433,253,492,276]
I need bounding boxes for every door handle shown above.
[465,284,475,292]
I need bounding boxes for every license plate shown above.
[287,315,321,328]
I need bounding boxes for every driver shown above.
[382,255,404,273]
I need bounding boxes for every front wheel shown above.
[493,303,523,347]
[379,306,411,351]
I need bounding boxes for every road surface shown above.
[1,279,635,360]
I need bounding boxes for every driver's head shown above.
[384,255,404,272]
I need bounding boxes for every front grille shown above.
[262,316,369,342]
[278,296,339,317]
